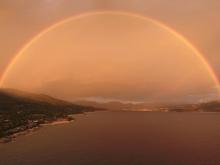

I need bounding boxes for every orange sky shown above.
[0,1,220,103]
[1,12,220,103]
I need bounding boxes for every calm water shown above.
[1,111,220,165]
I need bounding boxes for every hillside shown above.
[74,100,180,111]
[75,100,220,112]
[196,101,220,112]
[0,88,97,141]
[74,100,137,111]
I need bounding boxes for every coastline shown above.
[0,117,75,143]
[42,118,74,126]
[1,110,219,143]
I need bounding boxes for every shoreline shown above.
[1,110,219,143]
[0,117,75,143]
[41,118,74,126]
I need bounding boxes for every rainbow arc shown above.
[0,11,219,92]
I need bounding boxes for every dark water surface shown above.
[1,111,220,165]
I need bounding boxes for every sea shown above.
[0,111,220,165]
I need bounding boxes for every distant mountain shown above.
[0,88,77,107]
[161,101,220,112]
[75,100,220,112]
[197,101,220,112]
[74,100,174,111]
[0,88,98,141]
[74,100,136,111]
[0,88,99,113]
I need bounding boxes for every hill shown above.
[74,100,137,111]
[196,101,220,112]
[75,100,220,112]
[0,88,97,142]
[74,100,177,111]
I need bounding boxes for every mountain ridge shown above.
[0,88,98,142]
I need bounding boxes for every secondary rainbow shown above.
[0,10,219,91]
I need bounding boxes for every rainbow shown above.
[0,10,219,91]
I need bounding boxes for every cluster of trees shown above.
[0,89,96,138]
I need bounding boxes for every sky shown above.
[0,0,220,103]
